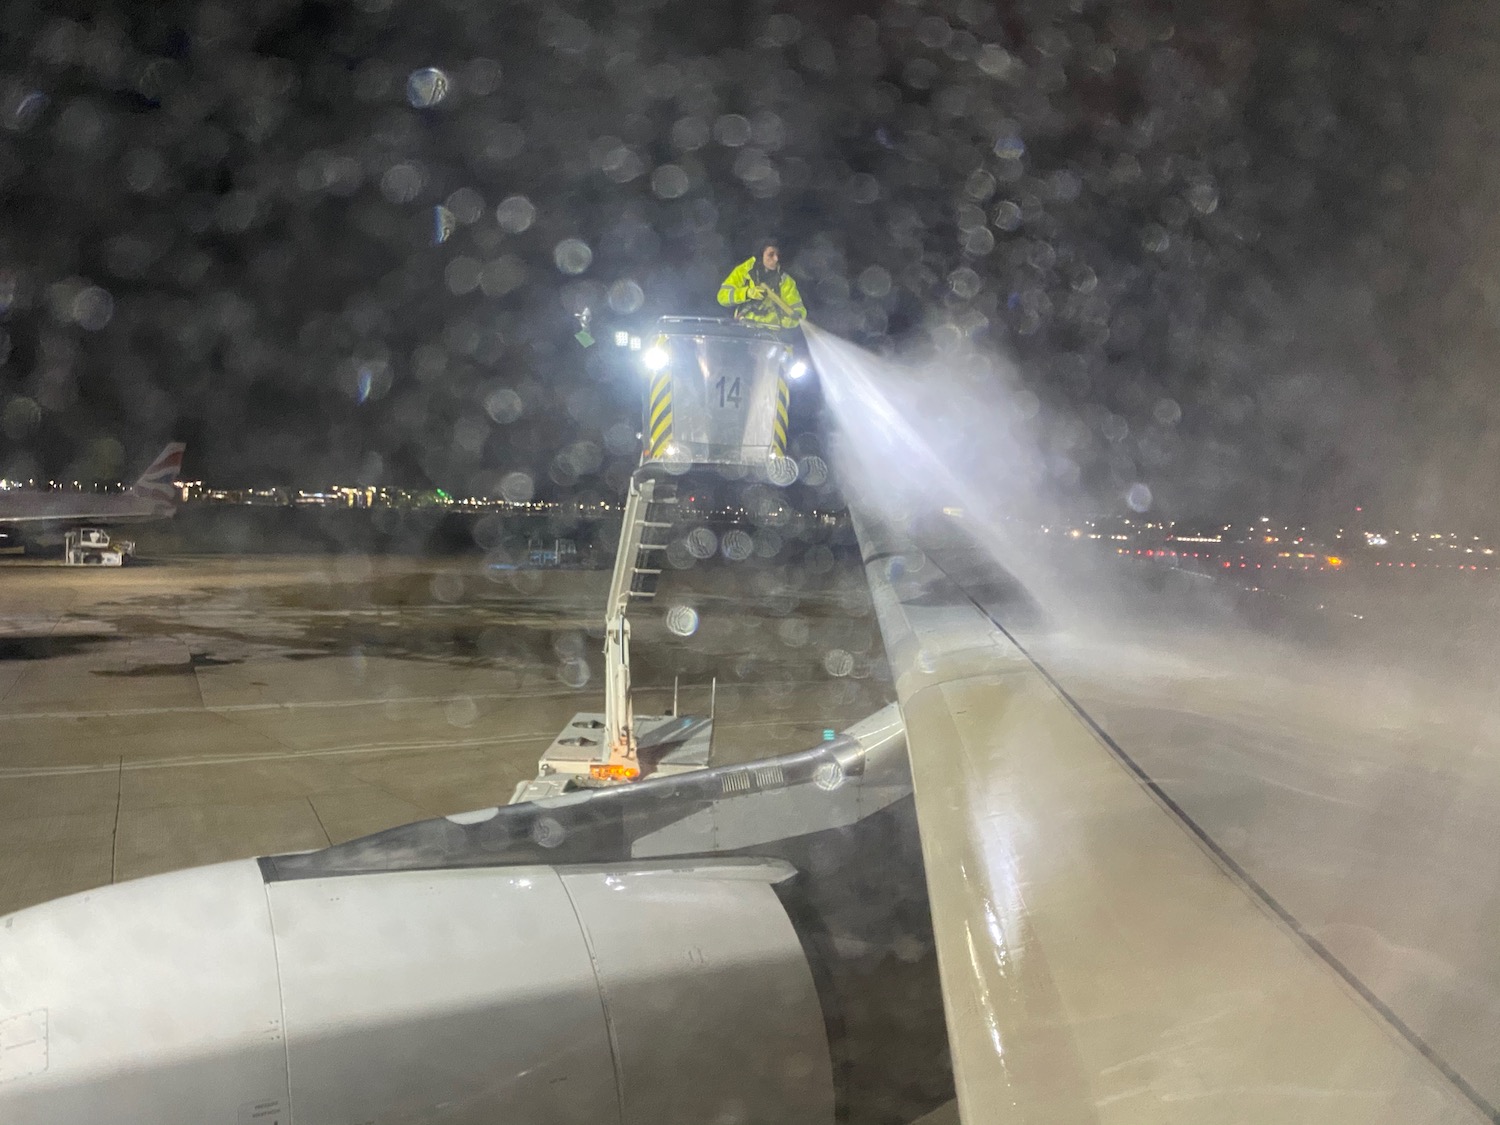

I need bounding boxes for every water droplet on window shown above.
[480,255,526,296]
[798,456,829,487]
[553,238,593,275]
[71,286,113,330]
[1187,181,1219,214]
[766,456,799,487]
[721,529,754,561]
[445,697,478,727]
[963,227,995,256]
[406,67,450,108]
[380,162,425,203]
[993,131,1025,160]
[778,618,810,647]
[713,114,751,147]
[445,187,484,224]
[499,471,533,503]
[847,173,880,205]
[445,257,481,295]
[976,44,1018,79]
[686,527,718,559]
[948,267,982,299]
[5,90,47,133]
[433,205,457,245]
[671,116,709,152]
[608,280,644,314]
[857,267,891,298]
[1153,398,1182,425]
[823,649,855,677]
[651,164,689,199]
[992,200,1023,231]
[665,605,700,637]
[495,194,536,233]
[964,169,996,202]
[814,761,845,791]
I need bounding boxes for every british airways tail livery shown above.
[123,442,185,515]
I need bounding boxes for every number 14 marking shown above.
[714,376,742,408]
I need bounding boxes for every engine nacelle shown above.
[0,857,832,1125]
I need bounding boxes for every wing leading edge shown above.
[851,511,1487,1125]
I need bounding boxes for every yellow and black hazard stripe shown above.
[647,372,673,458]
[772,376,790,457]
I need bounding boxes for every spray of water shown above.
[801,322,1066,618]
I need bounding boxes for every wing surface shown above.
[852,510,1488,1125]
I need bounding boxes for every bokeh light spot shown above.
[553,238,593,275]
[495,194,536,233]
[406,67,450,108]
[665,605,700,637]
[499,471,534,503]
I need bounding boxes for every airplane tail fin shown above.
[126,443,186,512]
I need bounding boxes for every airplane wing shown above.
[850,509,1490,1124]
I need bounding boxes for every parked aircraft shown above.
[0,443,184,547]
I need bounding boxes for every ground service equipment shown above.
[517,317,801,799]
[63,528,132,566]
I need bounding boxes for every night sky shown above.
[0,0,1493,526]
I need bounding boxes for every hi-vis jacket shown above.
[716,259,806,329]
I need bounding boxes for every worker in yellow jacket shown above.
[717,241,806,329]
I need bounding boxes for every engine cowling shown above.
[0,857,833,1125]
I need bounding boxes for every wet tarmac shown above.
[0,553,891,915]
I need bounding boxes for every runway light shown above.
[642,345,669,371]
[787,359,809,380]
